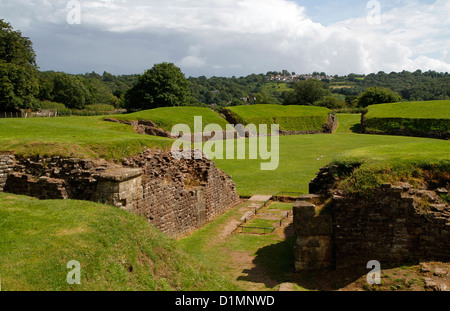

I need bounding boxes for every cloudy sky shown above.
[1,0,449,77]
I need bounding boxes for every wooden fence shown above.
[0,110,58,118]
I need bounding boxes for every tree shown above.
[284,79,331,106]
[0,62,40,111]
[52,73,90,109]
[82,78,119,107]
[124,63,197,110]
[357,87,402,108]
[255,90,279,105]
[316,96,346,109]
[0,20,39,111]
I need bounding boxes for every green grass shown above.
[223,104,331,132]
[0,193,238,291]
[113,107,229,132]
[366,100,450,119]
[0,116,173,160]
[210,114,449,196]
[268,202,294,211]
[334,141,450,166]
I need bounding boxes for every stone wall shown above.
[293,198,333,271]
[122,150,240,237]
[0,152,15,192]
[1,150,239,238]
[295,166,450,272]
[332,184,450,269]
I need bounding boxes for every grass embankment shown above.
[113,107,229,133]
[331,140,450,196]
[0,193,239,291]
[0,116,173,160]
[223,104,331,132]
[363,100,450,137]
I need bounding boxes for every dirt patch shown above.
[229,250,279,291]
[340,262,450,292]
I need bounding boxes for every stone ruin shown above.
[294,165,450,272]
[0,150,240,238]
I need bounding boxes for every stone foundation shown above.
[1,150,239,238]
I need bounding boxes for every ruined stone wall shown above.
[0,152,15,192]
[1,150,239,238]
[122,150,240,237]
[295,166,450,272]
[332,184,450,269]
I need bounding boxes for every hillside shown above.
[0,193,239,291]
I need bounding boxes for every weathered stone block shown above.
[293,201,316,218]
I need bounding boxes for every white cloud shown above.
[1,0,449,76]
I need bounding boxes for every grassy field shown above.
[0,116,173,160]
[223,104,330,132]
[211,114,450,196]
[112,107,229,132]
[0,112,447,197]
[366,100,450,119]
[0,193,239,291]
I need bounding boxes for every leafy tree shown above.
[284,79,331,106]
[124,63,197,110]
[82,78,119,107]
[0,20,39,111]
[357,87,402,107]
[316,96,346,109]
[0,62,39,111]
[52,73,90,109]
[255,90,279,105]
[0,20,36,67]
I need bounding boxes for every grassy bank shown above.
[0,193,239,291]
[363,100,450,137]
[223,105,330,132]
[366,100,450,119]
[0,116,173,160]
[113,107,229,132]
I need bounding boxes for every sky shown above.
[1,0,449,77]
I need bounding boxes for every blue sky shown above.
[1,0,449,77]
[296,0,368,25]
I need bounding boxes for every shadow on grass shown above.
[236,223,369,291]
[350,123,362,134]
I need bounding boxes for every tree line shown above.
[1,19,449,113]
